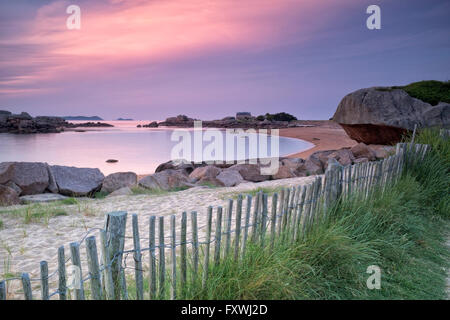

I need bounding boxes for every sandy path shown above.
[0,175,316,299]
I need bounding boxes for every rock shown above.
[143,121,158,128]
[139,169,193,190]
[0,162,14,184]
[353,158,369,164]
[46,163,59,193]
[0,162,49,195]
[302,158,323,175]
[327,148,355,166]
[326,158,344,171]
[50,165,104,197]
[350,143,376,161]
[155,160,197,175]
[107,187,133,197]
[216,170,244,187]
[271,163,296,179]
[4,181,22,195]
[304,150,335,174]
[20,193,69,204]
[101,172,137,193]
[227,164,270,182]
[0,185,21,206]
[106,159,119,163]
[368,145,395,159]
[189,166,221,184]
[333,87,450,144]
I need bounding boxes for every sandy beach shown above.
[0,122,355,298]
[280,120,357,159]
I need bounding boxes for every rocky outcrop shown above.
[0,185,21,206]
[157,114,302,129]
[50,165,104,196]
[333,87,450,144]
[20,193,68,204]
[0,111,67,134]
[101,172,137,193]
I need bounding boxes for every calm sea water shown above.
[0,121,314,175]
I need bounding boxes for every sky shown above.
[0,0,449,120]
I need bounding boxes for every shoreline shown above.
[136,120,357,179]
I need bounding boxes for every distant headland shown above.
[63,116,103,121]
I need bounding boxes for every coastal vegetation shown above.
[376,80,450,105]
[126,128,449,300]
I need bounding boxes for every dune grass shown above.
[125,128,449,300]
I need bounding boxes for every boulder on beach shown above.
[50,165,104,196]
[0,162,49,195]
[107,186,133,197]
[20,193,68,204]
[139,169,193,191]
[216,170,244,187]
[101,172,137,193]
[227,164,270,182]
[0,185,21,206]
[326,148,355,166]
[333,85,450,144]
[189,166,221,185]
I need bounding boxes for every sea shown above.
[0,120,314,175]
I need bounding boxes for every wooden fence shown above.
[0,142,429,300]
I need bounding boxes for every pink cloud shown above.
[0,0,338,95]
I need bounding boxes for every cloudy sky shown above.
[0,0,449,120]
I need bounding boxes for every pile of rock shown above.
[0,111,67,134]
[0,110,115,134]
[153,114,302,129]
[0,143,393,206]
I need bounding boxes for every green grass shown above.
[377,80,450,105]
[130,185,190,196]
[222,186,284,200]
[0,203,68,224]
[126,129,449,300]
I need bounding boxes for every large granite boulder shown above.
[50,165,104,196]
[326,148,355,166]
[101,172,137,193]
[139,169,193,191]
[333,87,450,144]
[189,166,221,184]
[227,164,270,182]
[0,162,49,195]
[155,160,197,175]
[0,185,21,206]
[216,170,244,187]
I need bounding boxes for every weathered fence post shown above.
[0,280,5,300]
[99,230,115,300]
[158,216,166,299]
[241,196,252,257]
[269,193,278,250]
[180,211,187,296]
[40,261,49,300]
[104,211,127,300]
[85,236,103,300]
[224,200,233,259]
[202,207,213,289]
[191,211,199,284]
[132,214,144,300]
[57,246,67,300]
[149,216,157,299]
[213,206,223,266]
[260,193,268,248]
[251,192,261,242]
[234,195,243,261]
[293,186,306,242]
[170,215,177,300]
[69,242,85,300]
[21,273,32,300]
